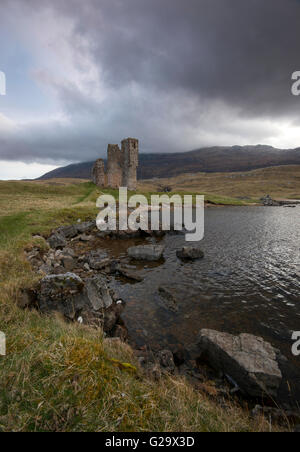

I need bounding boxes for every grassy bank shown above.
[0,180,284,431]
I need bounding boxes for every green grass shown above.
[0,180,286,431]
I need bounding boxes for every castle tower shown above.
[121,138,139,191]
[92,158,106,187]
[107,144,123,188]
[91,137,139,190]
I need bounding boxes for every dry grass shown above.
[0,179,289,431]
[138,165,300,200]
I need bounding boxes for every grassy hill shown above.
[139,165,300,200]
[0,179,284,431]
[38,145,300,181]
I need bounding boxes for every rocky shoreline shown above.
[20,219,300,427]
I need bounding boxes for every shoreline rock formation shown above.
[189,329,283,399]
[92,137,139,191]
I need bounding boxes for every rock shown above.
[37,273,85,319]
[62,247,75,258]
[79,234,93,242]
[128,245,165,261]
[38,264,52,275]
[87,251,110,270]
[53,266,65,275]
[37,274,115,326]
[158,286,179,313]
[260,195,280,206]
[56,224,78,239]
[61,255,76,271]
[116,265,143,282]
[26,249,40,261]
[76,221,96,235]
[157,349,175,373]
[84,275,113,311]
[194,329,282,399]
[54,250,63,259]
[83,263,91,272]
[48,232,67,249]
[176,246,204,260]
[113,324,128,342]
[173,347,186,366]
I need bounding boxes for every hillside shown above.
[138,165,300,200]
[38,145,300,181]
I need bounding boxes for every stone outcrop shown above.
[191,329,282,398]
[36,273,125,333]
[92,137,139,191]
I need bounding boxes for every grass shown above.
[138,165,300,201]
[0,179,287,431]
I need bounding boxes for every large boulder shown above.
[194,329,282,398]
[37,273,85,319]
[128,245,165,261]
[36,273,122,332]
[84,275,113,310]
[176,246,204,260]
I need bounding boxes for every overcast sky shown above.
[1,0,300,179]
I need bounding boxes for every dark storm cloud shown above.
[1,0,300,164]
[56,0,300,115]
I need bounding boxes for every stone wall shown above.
[107,144,123,188]
[91,159,106,187]
[92,138,139,190]
[121,138,139,191]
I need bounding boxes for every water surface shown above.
[108,206,300,405]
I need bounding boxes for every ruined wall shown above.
[107,144,123,188]
[92,138,139,190]
[121,138,139,191]
[91,159,106,187]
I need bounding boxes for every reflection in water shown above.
[103,206,299,404]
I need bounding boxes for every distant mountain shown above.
[38,145,300,180]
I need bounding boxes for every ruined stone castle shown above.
[92,138,139,191]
